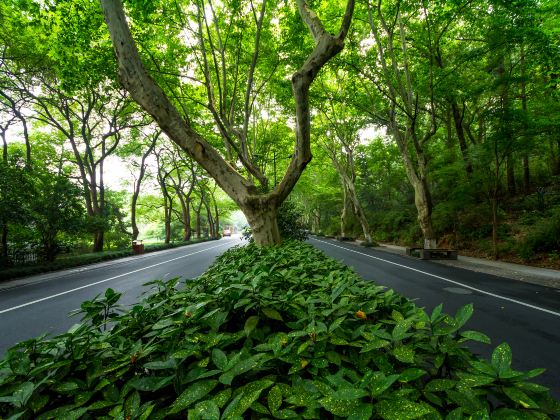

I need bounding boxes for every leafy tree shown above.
[28,171,85,261]
[99,0,356,245]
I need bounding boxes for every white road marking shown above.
[0,241,232,315]
[314,238,560,318]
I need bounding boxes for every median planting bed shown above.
[0,242,558,418]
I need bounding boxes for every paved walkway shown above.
[376,243,560,290]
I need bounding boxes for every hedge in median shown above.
[0,241,558,419]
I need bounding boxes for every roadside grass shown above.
[0,241,558,418]
[0,238,217,282]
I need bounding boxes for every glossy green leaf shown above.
[491,343,512,375]
[169,380,219,413]
[262,307,283,321]
[375,398,431,420]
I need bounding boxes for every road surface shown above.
[1,236,558,398]
[310,237,560,398]
[0,238,239,354]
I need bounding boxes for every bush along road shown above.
[0,241,558,418]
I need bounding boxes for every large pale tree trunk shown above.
[369,6,437,249]
[99,0,355,246]
[244,203,281,246]
[393,128,437,249]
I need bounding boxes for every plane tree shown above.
[315,75,373,242]
[99,0,356,245]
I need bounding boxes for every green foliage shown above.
[0,238,215,282]
[1,242,557,418]
[28,171,85,261]
[517,209,560,259]
[277,201,308,241]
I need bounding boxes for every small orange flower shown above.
[355,310,367,320]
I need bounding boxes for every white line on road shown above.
[0,241,232,315]
[314,238,560,318]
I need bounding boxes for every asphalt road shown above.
[310,237,560,398]
[1,236,559,398]
[0,238,239,355]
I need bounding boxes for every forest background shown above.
[1,0,559,275]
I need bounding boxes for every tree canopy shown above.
[0,0,559,261]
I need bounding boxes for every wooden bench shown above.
[406,247,458,260]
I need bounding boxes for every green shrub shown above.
[518,209,560,260]
[0,242,557,418]
[0,238,214,282]
[242,201,309,242]
[277,201,309,241]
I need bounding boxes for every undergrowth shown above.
[0,242,558,419]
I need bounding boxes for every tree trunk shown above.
[93,230,104,253]
[394,132,437,249]
[520,44,530,194]
[1,223,8,266]
[555,139,560,176]
[506,155,516,196]
[414,180,437,249]
[491,196,499,260]
[244,205,281,246]
[131,192,140,241]
[523,155,530,193]
[451,101,473,175]
[340,184,350,237]
[195,200,202,238]
[131,135,158,241]
[184,199,192,241]
[163,194,172,244]
[214,203,220,238]
[1,131,7,164]
[99,0,355,247]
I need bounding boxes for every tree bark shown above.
[491,196,499,260]
[1,129,7,163]
[555,139,560,176]
[506,155,516,196]
[520,43,530,193]
[451,101,473,175]
[340,183,350,238]
[1,223,8,264]
[164,195,172,244]
[99,0,355,246]
[523,155,530,193]
[93,230,104,253]
[131,194,140,241]
[183,198,192,241]
[245,204,281,246]
[368,4,437,249]
[131,133,159,240]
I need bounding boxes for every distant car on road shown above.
[223,228,232,237]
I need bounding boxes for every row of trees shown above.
[0,134,229,267]
[292,0,560,257]
[1,0,559,257]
